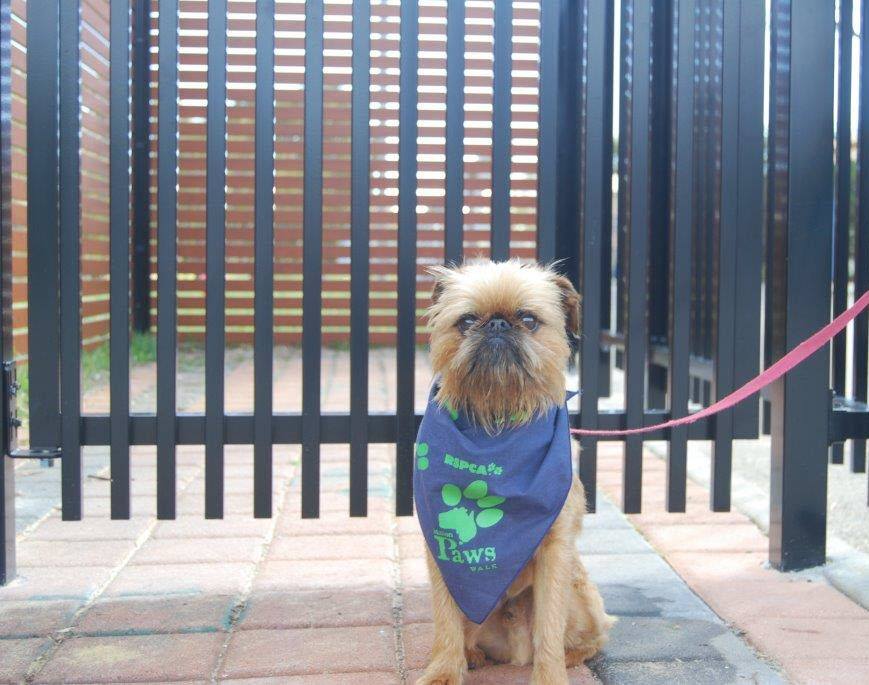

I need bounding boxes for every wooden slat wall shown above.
[11,0,542,353]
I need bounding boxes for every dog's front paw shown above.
[465,645,488,670]
[530,663,569,685]
[415,671,463,685]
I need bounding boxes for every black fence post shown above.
[131,0,151,334]
[852,0,869,475]
[647,0,673,411]
[768,0,834,571]
[830,0,852,466]
[0,0,14,586]
[554,0,580,284]
[26,0,60,452]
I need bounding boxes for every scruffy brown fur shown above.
[417,260,614,685]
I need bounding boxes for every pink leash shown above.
[571,290,869,438]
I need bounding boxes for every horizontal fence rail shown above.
[1,0,868,587]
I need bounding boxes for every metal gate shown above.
[2,0,869,586]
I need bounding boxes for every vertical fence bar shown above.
[665,0,694,513]
[647,0,672,411]
[854,0,869,473]
[730,0,764,441]
[0,0,15,585]
[444,0,464,264]
[831,0,853,464]
[490,0,511,261]
[598,1,615,398]
[131,0,151,334]
[396,0,418,516]
[156,0,178,520]
[302,0,324,519]
[691,0,703,394]
[768,0,834,571]
[26,0,60,452]
[349,0,370,517]
[554,0,580,284]
[615,0,632,365]
[579,0,610,513]
[764,0,789,438]
[536,0,560,264]
[205,0,227,518]
[110,0,131,519]
[692,2,708,381]
[712,0,740,512]
[254,0,275,518]
[60,0,82,520]
[623,0,651,514]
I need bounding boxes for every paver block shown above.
[398,533,427,559]
[77,595,237,634]
[744,617,869,662]
[275,512,394,537]
[401,586,433,624]
[33,632,225,683]
[578,526,654,555]
[129,537,263,565]
[689,574,869,622]
[401,622,434,670]
[80,496,162,520]
[641,523,768,554]
[220,626,396,678]
[267,534,393,561]
[591,658,739,685]
[663,550,769,584]
[27,518,151,542]
[0,637,52,682]
[252,559,393,593]
[0,600,79,637]
[16,539,137,568]
[151,518,273,540]
[239,589,394,629]
[596,583,708,621]
[395,517,422,535]
[101,562,254,598]
[584,551,689,586]
[400,557,431,589]
[784,658,869,685]
[0,566,115,602]
[597,618,727,663]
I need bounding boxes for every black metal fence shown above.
[1,0,868,587]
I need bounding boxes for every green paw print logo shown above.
[416,442,430,470]
[438,480,505,543]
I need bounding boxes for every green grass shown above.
[130,331,157,364]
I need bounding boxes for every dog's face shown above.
[426,260,580,432]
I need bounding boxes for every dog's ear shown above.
[551,274,581,349]
[427,264,453,304]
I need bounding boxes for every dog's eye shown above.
[457,314,478,333]
[519,313,539,331]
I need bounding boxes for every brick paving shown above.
[0,349,862,683]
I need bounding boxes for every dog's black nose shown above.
[485,317,511,332]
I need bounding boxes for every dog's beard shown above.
[437,331,563,434]
[464,331,530,383]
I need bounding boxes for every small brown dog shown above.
[417,260,613,685]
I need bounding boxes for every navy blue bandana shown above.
[413,385,575,624]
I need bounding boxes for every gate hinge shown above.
[2,361,61,460]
